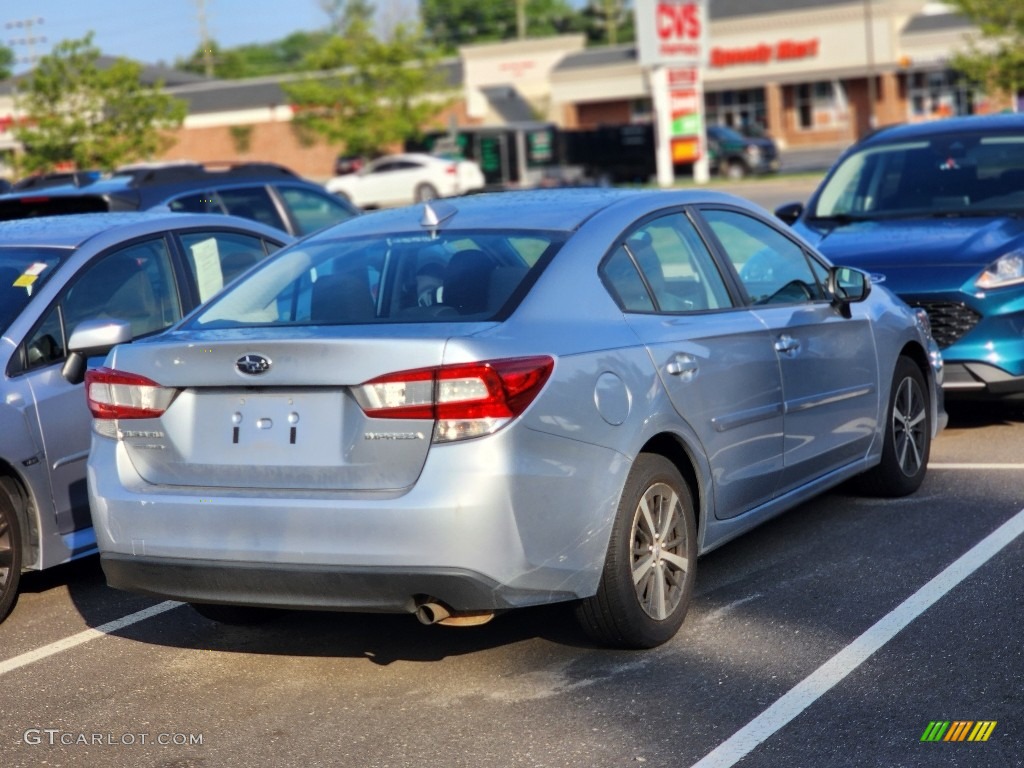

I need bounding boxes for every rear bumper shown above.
[101,555,575,613]
[88,426,628,612]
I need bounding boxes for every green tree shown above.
[176,31,334,79]
[579,0,634,46]
[421,0,579,52]
[948,0,1024,98]
[283,17,450,157]
[14,34,187,173]
[0,45,14,81]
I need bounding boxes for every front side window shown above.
[191,230,565,329]
[602,213,733,313]
[702,209,827,305]
[23,238,181,371]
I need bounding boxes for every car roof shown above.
[0,162,305,202]
[858,113,1024,146]
[0,211,288,248]
[309,187,753,237]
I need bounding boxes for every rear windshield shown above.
[0,195,110,220]
[190,229,565,329]
[0,247,67,332]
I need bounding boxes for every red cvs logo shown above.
[657,2,701,40]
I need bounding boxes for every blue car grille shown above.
[909,301,982,349]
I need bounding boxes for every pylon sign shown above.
[635,0,709,185]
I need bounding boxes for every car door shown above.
[20,237,183,534]
[601,210,785,519]
[698,207,879,494]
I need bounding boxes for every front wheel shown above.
[0,480,24,624]
[857,356,931,497]
[724,161,748,180]
[576,454,697,649]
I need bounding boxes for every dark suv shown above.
[706,125,781,179]
[0,162,359,237]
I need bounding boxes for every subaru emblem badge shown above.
[236,354,271,376]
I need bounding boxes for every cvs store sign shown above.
[636,0,707,67]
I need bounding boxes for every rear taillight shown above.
[354,356,554,443]
[85,367,179,437]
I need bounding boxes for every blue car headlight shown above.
[975,251,1024,289]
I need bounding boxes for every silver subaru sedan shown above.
[83,188,945,649]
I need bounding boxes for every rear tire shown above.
[0,481,24,625]
[190,603,277,625]
[576,454,697,649]
[414,183,439,202]
[857,356,931,497]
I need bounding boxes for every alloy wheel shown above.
[631,482,690,620]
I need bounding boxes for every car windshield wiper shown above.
[923,209,1023,219]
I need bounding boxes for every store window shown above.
[907,70,978,120]
[705,89,767,135]
[795,81,845,131]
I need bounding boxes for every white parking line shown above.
[0,601,181,678]
[930,463,1024,470]
[689,506,1024,768]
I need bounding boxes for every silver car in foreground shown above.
[83,189,945,648]
[0,213,290,624]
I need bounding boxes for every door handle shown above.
[666,353,699,379]
[775,334,801,355]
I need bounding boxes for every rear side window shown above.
[192,230,565,329]
[179,231,275,302]
[216,187,287,232]
[602,213,733,313]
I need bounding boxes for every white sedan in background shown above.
[326,152,486,208]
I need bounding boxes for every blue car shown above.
[80,189,943,649]
[777,114,1024,401]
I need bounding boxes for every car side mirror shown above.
[774,202,804,226]
[63,319,132,385]
[828,266,871,319]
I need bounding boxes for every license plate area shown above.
[225,391,342,457]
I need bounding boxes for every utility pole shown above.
[195,0,215,77]
[516,0,527,40]
[5,17,47,69]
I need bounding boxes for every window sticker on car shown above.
[190,237,224,302]
[13,261,49,289]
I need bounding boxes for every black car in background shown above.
[0,162,360,237]
[706,125,781,179]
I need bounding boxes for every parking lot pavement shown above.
[0,404,1021,767]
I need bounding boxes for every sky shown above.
[4,0,417,74]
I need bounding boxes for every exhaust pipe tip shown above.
[414,598,495,627]
[415,601,452,625]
